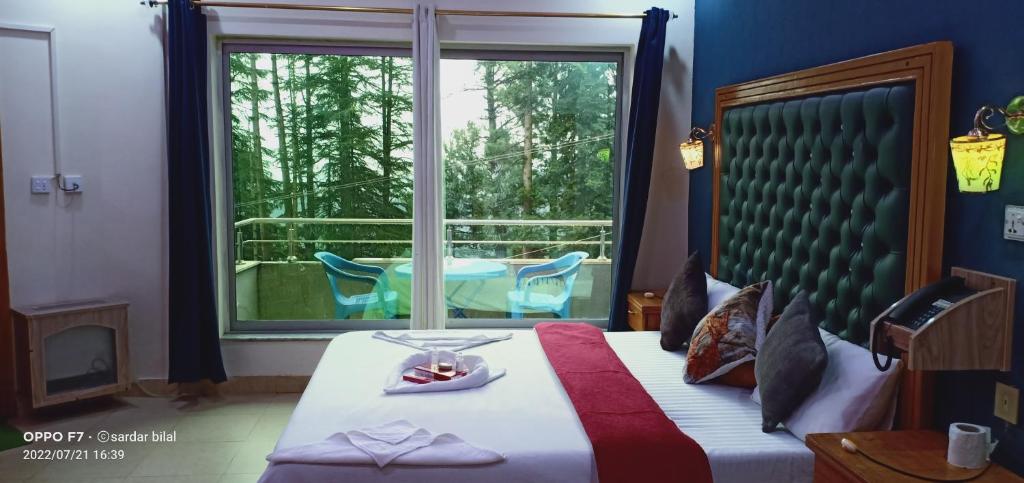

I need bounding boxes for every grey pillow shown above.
[755,291,827,433]
[659,252,708,351]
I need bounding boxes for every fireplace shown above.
[12,300,130,408]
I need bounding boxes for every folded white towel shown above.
[383,350,506,394]
[373,331,512,352]
[267,420,504,468]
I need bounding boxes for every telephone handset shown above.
[871,276,977,371]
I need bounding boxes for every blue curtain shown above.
[167,0,226,383]
[608,7,670,331]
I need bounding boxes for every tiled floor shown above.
[1,394,299,482]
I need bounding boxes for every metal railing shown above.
[233,217,613,264]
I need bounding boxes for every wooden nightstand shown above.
[626,290,664,331]
[806,431,1023,482]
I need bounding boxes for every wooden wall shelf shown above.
[874,267,1015,372]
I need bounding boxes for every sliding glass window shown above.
[224,44,413,331]
[440,51,622,328]
[222,44,622,332]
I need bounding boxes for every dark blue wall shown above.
[690,0,1024,472]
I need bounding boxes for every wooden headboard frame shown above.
[710,42,954,429]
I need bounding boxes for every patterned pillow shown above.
[684,281,773,384]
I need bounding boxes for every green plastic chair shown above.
[314,251,398,320]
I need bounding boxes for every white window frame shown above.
[218,41,414,333]
[438,48,625,330]
[213,40,628,334]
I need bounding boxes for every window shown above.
[225,44,414,330]
[440,51,621,328]
[222,44,622,332]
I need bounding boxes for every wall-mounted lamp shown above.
[680,124,714,170]
[949,96,1024,193]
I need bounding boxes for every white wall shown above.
[0,0,693,379]
[0,2,168,379]
[633,7,694,291]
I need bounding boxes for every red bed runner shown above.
[535,322,712,483]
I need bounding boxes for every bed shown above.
[260,330,811,483]
[259,42,953,483]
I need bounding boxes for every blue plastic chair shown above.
[507,251,589,319]
[314,252,398,320]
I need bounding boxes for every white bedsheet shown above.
[259,330,812,483]
[607,332,813,483]
[260,330,595,483]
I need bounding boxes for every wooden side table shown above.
[806,431,1022,482]
[626,290,664,331]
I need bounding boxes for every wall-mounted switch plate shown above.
[61,175,83,194]
[995,382,1019,425]
[1006,205,1024,242]
[30,176,51,194]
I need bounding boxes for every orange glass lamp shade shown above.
[680,125,713,170]
[950,133,1006,193]
[680,138,705,170]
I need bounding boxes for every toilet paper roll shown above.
[947,423,992,469]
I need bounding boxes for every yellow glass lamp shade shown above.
[680,138,705,170]
[950,133,1006,193]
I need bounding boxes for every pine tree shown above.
[286,57,303,216]
[301,56,317,219]
[270,54,295,219]
[239,53,271,259]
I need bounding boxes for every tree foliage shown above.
[230,53,616,262]
[443,60,617,258]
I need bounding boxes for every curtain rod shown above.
[141,1,678,20]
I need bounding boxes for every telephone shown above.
[871,276,978,371]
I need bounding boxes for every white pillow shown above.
[704,273,741,312]
[755,328,902,441]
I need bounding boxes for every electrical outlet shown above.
[995,382,1019,425]
[61,175,83,194]
[1006,205,1024,242]
[30,176,51,194]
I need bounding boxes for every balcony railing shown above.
[233,217,614,321]
[233,217,614,264]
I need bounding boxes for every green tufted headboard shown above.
[716,86,913,345]
[710,43,954,349]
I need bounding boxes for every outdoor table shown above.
[394,258,509,318]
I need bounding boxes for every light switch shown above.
[30,176,51,194]
[1006,205,1024,242]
